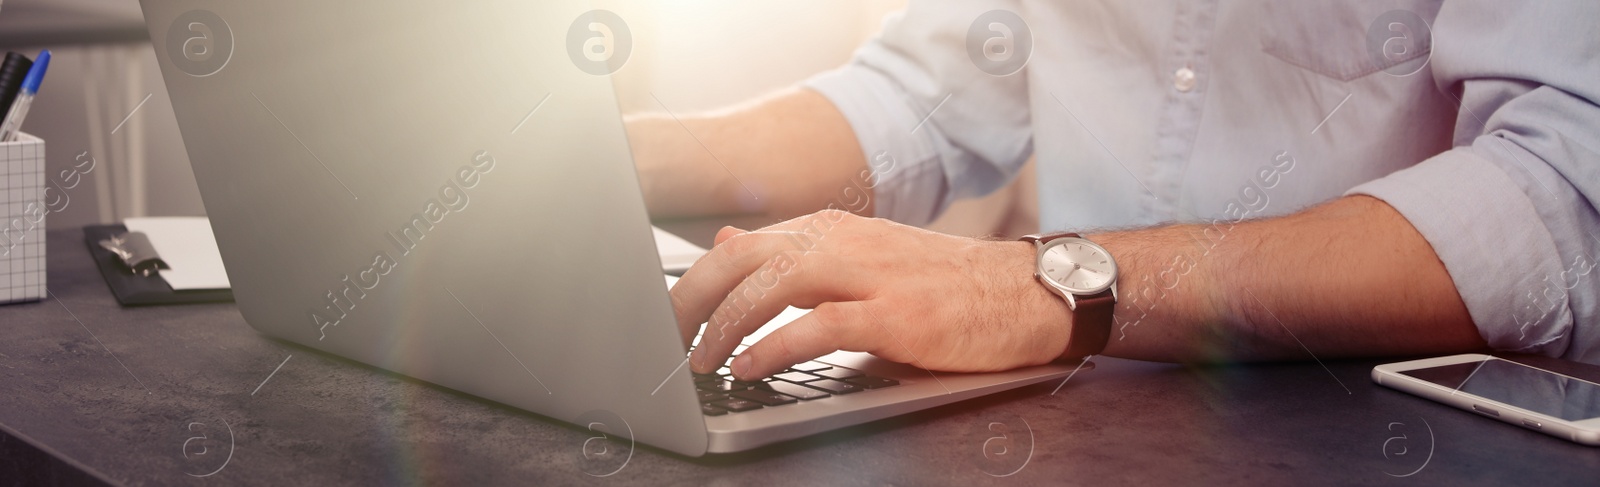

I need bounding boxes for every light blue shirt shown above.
[805,1,1600,362]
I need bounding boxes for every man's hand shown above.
[672,197,1489,378]
[672,210,1075,381]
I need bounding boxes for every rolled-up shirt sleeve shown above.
[803,1,1034,226]
[1347,1,1600,361]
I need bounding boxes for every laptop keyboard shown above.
[690,354,900,416]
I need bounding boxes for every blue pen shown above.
[0,49,50,142]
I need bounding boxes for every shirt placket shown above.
[1145,0,1218,221]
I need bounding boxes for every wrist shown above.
[1088,225,1232,358]
[625,115,747,218]
[1005,239,1087,363]
[1091,231,1152,356]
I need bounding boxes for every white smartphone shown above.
[1373,353,1600,446]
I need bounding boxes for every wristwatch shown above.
[1020,232,1118,360]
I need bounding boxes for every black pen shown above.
[0,49,49,141]
[0,52,32,123]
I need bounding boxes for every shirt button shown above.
[1174,66,1197,92]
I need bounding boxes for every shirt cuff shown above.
[1347,148,1572,355]
[804,67,947,226]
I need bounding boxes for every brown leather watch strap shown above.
[1061,290,1114,359]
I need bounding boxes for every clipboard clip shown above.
[98,232,169,277]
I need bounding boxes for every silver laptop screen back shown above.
[138,0,708,456]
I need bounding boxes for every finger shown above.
[713,226,748,246]
[672,229,829,346]
[672,226,747,348]
[730,302,868,381]
[690,251,859,373]
[673,210,861,347]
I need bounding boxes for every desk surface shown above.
[2,225,1597,486]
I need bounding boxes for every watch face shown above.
[1038,238,1116,294]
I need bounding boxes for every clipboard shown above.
[84,224,234,306]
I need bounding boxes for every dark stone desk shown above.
[2,226,1597,486]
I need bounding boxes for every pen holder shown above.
[1,132,45,305]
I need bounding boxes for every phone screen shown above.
[1401,358,1600,421]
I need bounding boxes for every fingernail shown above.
[731,354,753,380]
[690,347,706,371]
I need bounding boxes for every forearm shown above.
[626,87,869,219]
[1093,195,1487,363]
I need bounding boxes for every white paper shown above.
[123,217,231,291]
[119,220,701,291]
[653,226,708,273]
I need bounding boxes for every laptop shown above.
[137,0,1087,455]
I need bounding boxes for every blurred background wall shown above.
[1,0,1033,237]
[0,0,192,231]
